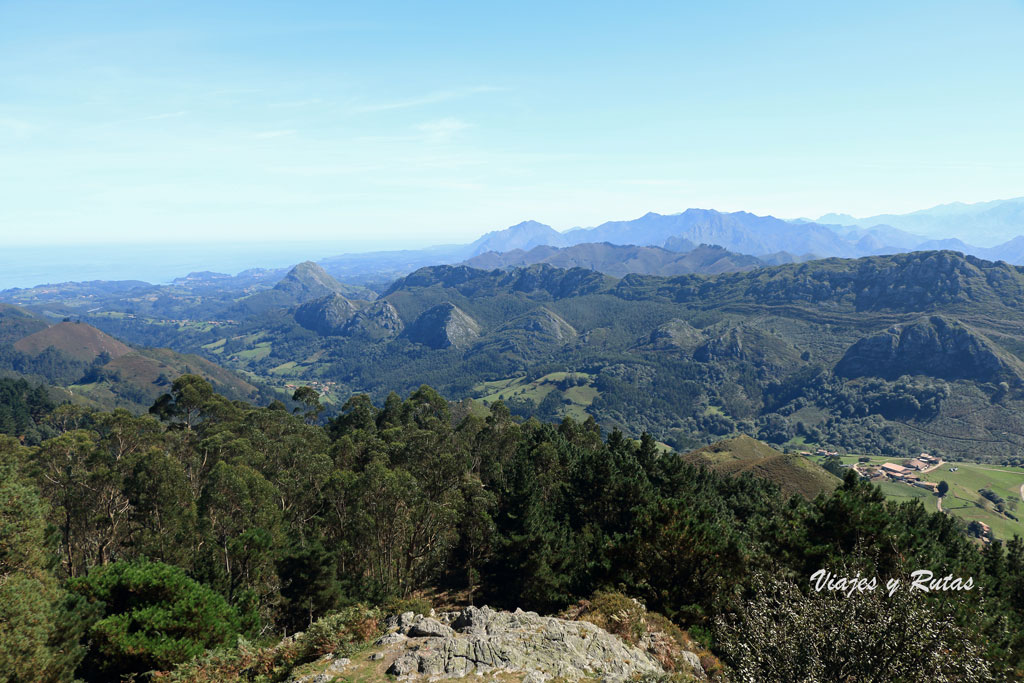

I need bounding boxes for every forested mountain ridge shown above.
[463,242,766,277]
[12,250,1020,462]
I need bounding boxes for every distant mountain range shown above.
[466,210,855,260]
[358,197,1024,284]
[4,197,1023,297]
[817,197,1024,247]
[465,200,1024,266]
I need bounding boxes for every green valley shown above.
[812,453,1024,541]
[10,250,1024,462]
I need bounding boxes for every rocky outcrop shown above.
[294,297,404,340]
[275,261,349,302]
[500,307,577,342]
[382,606,665,680]
[644,319,703,351]
[647,321,704,350]
[694,327,746,362]
[835,315,1024,384]
[294,294,360,335]
[404,303,481,349]
[693,324,799,367]
[481,307,578,356]
[290,656,351,683]
[344,300,404,340]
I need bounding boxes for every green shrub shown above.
[381,595,433,617]
[165,605,384,683]
[301,605,384,658]
[68,559,240,681]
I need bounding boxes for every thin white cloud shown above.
[253,130,297,139]
[353,86,504,113]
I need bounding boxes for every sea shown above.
[0,240,407,291]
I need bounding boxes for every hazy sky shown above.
[2,0,1023,247]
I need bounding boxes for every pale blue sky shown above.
[2,0,1023,247]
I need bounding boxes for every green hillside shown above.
[0,303,48,343]
[1,315,258,413]
[683,435,841,500]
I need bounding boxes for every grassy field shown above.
[473,372,601,422]
[233,341,272,361]
[811,454,1024,541]
[269,360,300,375]
[201,338,226,352]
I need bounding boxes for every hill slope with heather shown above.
[683,435,841,499]
[14,321,133,362]
[0,309,259,412]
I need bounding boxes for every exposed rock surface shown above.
[497,307,577,343]
[835,315,1024,384]
[290,656,350,683]
[644,318,703,351]
[693,324,799,367]
[382,606,665,680]
[344,300,404,340]
[294,296,404,339]
[275,261,349,302]
[294,294,360,335]
[404,302,481,349]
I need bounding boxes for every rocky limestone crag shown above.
[404,302,481,349]
[290,655,351,683]
[344,300,404,340]
[275,261,349,302]
[294,297,404,339]
[381,606,668,680]
[497,307,577,343]
[835,315,1024,384]
[294,294,361,335]
[692,324,800,367]
[644,318,703,351]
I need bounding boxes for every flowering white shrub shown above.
[715,573,993,682]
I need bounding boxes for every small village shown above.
[806,450,996,541]
[800,448,949,495]
[860,453,945,494]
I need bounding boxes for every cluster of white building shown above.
[875,453,942,492]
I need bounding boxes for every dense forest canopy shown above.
[1,375,1023,680]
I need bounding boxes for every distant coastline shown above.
[0,241,391,290]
